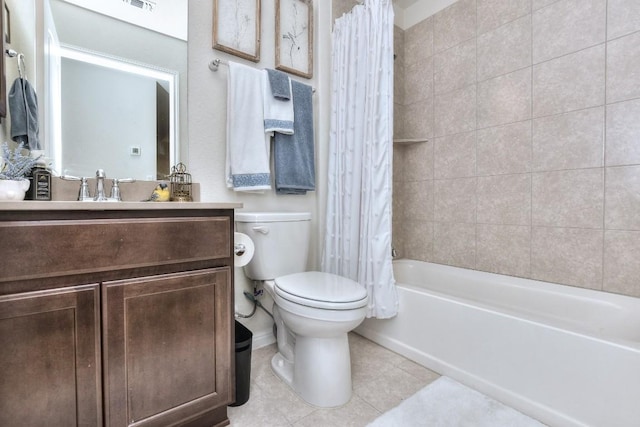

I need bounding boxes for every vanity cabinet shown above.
[0,206,237,427]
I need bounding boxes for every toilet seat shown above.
[274,271,368,310]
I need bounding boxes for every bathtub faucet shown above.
[391,247,398,258]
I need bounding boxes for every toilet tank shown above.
[235,212,311,280]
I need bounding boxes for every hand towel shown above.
[9,78,41,151]
[263,70,294,135]
[274,80,315,195]
[266,69,292,100]
[225,62,271,192]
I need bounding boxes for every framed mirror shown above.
[39,0,188,180]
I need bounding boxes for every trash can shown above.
[230,320,252,407]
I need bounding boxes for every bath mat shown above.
[367,377,546,427]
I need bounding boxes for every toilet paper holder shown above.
[235,243,247,256]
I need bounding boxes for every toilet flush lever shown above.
[252,226,269,235]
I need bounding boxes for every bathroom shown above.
[1,0,639,426]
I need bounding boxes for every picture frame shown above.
[213,0,261,63]
[276,0,313,79]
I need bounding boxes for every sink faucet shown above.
[94,169,108,201]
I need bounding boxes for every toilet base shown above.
[271,334,353,408]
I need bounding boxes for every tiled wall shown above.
[392,0,640,298]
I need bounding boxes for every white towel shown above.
[262,71,294,135]
[226,62,271,192]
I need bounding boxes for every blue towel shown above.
[9,78,40,150]
[266,69,291,100]
[274,80,315,195]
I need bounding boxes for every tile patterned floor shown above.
[228,332,441,426]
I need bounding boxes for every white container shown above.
[0,180,30,201]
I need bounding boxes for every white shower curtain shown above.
[322,0,397,319]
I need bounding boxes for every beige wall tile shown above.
[606,99,640,167]
[532,168,604,228]
[405,57,433,105]
[477,15,531,82]
[393,146,405,182]
[434,177,477,223]
[607,0,640,40]
[434,39,476,95]
[403,220,434,262]
[404,140,435,182]
[606,31,640,104]
[477,0,531,36]
[394,25,405,64]
[604,230,640,297]
[433,222,476,269]
[477,121,532,176]
[403,180,434,221]
[434,131,476,179]
[532,106,604,171]
[532,45,605,117]
[433,0,477,53]
[476,224,531,277]
[395,62,406,106]
[532,0,606,64]
[477,173,531,225]
[477,68,532,129]
[532,0,560,11]
[605,165,640,230]
[531,227,603,289]
[404,99,434,139]
[405,17,433,67]
[434,84,477,137]
[394,103,405,139]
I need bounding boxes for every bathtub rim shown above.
[390,258,640,350]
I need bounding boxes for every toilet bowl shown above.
[235,212,368,407]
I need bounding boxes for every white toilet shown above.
[235,212,368,408]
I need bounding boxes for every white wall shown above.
[2,0,37,144]
[187,1,332,347]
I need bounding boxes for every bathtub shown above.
[355,259,640,427]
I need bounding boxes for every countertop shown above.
[0,201,242,211]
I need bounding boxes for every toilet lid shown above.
[274,271,368,310]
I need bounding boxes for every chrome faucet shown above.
[61,170,135,201]
[94,169,108,201]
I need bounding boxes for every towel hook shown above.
[5,49,26,79]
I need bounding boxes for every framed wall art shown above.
[276,0,313,79]
[213,0,261,62]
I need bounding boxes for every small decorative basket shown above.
[169,163,193,202]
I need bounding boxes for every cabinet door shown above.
[0,284,102,426]
[103,268,233,427]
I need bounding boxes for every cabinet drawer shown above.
[0,217,230,282]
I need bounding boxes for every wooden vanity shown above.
[0,202,241,427]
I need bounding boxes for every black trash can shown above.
[230,320,252,407]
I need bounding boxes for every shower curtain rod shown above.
[208,58,315,93]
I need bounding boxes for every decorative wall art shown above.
[213,0,261,62]
[276,0,313,79]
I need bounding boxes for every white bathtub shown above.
[355,259,640,427]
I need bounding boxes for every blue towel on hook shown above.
[9,78,40,150]
[274,80,315,195]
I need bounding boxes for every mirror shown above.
[41,0,188,180]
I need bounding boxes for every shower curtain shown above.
[321,0,397,319]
